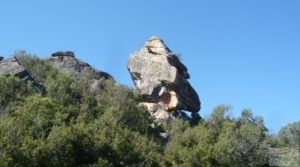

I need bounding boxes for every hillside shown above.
[0,39,299,166]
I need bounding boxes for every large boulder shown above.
[127,36,201,122]
[0,56,31,81]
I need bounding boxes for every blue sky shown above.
[0,0,299,132]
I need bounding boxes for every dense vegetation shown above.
[0,53,299,166]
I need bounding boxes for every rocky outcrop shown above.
[48,51,112,80]
[48,51,113,91]
[0,56,32,81]
[127,36,200,122]
[0,52,112,92]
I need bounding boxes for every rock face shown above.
[48,51,112,80]
[48,51,113,92]
[0,56,31,81]
[127,36,201,122]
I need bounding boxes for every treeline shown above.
[0,54,299,166]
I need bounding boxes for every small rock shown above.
[64,51,75,57]
[159,132,169,139]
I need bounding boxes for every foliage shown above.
[0,58,161,166]
[0,76,39,112]
[0,53,298,166]
[278,121,300,147]
[163,106,270,167]
[14,50,61,85]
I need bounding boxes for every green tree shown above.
[163,106,270,167]
[212,109,269,167]
[278,121,300,147]
[0,76,39,112]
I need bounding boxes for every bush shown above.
[0,53,298,166]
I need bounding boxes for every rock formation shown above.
[1,39,200,123]
[51,51,75,58]
[0,52,112,92]
[127,36,201,122]
[49,51,113,91]
[48,51,112,80]
[48,51,113,91]
[0,56,32,81]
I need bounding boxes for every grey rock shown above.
[48,51,112,80]
[128,36,200,122]
[0,56,31,81]
[0,56,45,91]
[159,132,169,139]
[51,51,75,58]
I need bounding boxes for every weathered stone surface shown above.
[48,51,112,80]
[128,36,200,121]
[51,51,75,58]
[0,56,31,81]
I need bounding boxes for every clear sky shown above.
[0,0,299,133]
